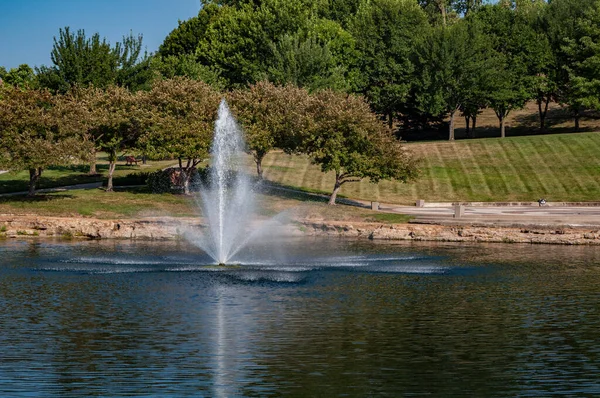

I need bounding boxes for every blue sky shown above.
[0,0,201,70]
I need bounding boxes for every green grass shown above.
[364,213,414,224]
[260,132,600,204]
[0,187,197,218]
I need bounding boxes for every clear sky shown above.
[0,0,201,70]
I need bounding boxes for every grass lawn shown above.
[0,185,387,224]
[0,187,198,218]
[261,131,600,204]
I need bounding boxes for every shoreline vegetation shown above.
[1,130,600,246]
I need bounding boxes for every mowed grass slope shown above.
[261,132,600,204]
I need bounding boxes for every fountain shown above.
[189,99,259,265]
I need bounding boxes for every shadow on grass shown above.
[257,180,369,208]
[0,194,76,203]
[402,107,600,143]
[403,124,599,142]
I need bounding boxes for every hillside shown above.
[261,131,600,204]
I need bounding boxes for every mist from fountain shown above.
[190,99,257,264]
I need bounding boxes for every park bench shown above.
[125,156,140,166]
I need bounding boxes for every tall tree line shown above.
[153,0,600,139]
[3,0,599,143]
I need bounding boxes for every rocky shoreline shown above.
[2,214,600,246]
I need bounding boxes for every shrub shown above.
[146,167,203,193]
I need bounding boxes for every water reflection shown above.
[0,239,599,396]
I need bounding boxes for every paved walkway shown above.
[376,202,600,227]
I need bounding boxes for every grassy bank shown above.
[0,186,384,222]
[261,132,600,204]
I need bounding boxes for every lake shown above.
[1,238,599,396]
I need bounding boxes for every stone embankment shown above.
[300,220,600,245]
[0,214,201,240]
[3,214,600,245]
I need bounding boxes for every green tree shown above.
[138,78,221,194]
[0,87,90,196]
[474,4,533,137]
[550,0,600,128]
[37,27,150,92]
[266,33,346,91]
[159,3,222,58]
[349,0,430,128]
[303,90,419,205]
[2,64,37,88]
[414,20,489,140]
[85,86,142,191]
[150,54,225,89]
[228,81,312,179]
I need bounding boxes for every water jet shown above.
[187,99,265,265]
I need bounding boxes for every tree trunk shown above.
[181,169,191,195]
[254,153,265,180]
[27,167,42,197]
[388,112,393,130]
[449,110,456,141]
[465,115,471,138]
[472,116,477,137]
[88,147,97,175]
[538,97,550,132]
[437,0,447,26]
[106,162,116,192]
[328,176,342,205]
[496,111,507,138]
[574,112,581,131]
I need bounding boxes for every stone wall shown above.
[0,214,201,240]
[2,214,600,245]
[300,221,600,245]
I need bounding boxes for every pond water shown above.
[1,238,599,396]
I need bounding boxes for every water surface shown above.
[1,238,599,396]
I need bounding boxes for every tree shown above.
[349,0,430,128]
[228,81,312,179]
[37,27,151,93]
[563,1,600,112]
[86,86,142,192]
[266,33,345,91]
[159,3,222,58]
[552,0,600,128]
[150,54,225,89]
[138,78,221,194]
[194,1,318,87]
[414,20,489,140]
[303,90,419,205]
[1,64,37,88]
[474,4,533,137]
[0,87,90,196]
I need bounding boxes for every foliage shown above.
[150,54,225,89]
[414,19,490,140]
[138,78,220,194]
[81,86,143,191]
[302,90,419,204]
[349,0,430,128]
[146,168,203,194]
[37,27,151,92]
[228,81,312,178]
[1,64,37,88]
[0,86,90,196]
[555,0,600,113]
[159,4,222,58]
[473,4,534,137]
